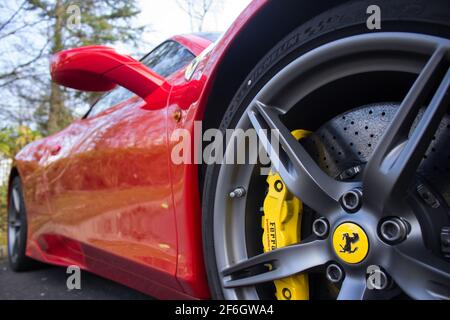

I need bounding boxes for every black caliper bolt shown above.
[326,264,343,283]
[380,217,409,244]
[341,188,363,213]
[282,288,292,300]
[312,217,329,238]
[274,180,284,192]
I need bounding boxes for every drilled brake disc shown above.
[302,103,450,206]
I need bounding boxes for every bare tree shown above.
[0,0,148,134]
[176,0,222,32]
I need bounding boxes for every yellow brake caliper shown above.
[262,129,310,300]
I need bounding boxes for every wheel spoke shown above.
[337,273,368,300]
[386,246,450,300]
[8,227,16,253]
[247,101,357,214]
[12,188,20,213]
[8,219,21,229]
[363,49,450,212]
[12,230,20,255]
[222,239,330,288]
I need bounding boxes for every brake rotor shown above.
[302,103,450,207]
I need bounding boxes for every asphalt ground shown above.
[0,258,151,300]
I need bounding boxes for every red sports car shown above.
[6,0,450,300]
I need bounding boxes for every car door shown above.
[45,40,196,290]
[13,137,54,256]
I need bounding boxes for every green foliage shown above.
[69,1,145,48]
[0,126,42,159]
[27,0,145,49]
[24,0,146,134]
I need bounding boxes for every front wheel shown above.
[202,0,450,300]
[8,176,38,271]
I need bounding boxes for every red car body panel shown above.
[11,0,268,299]
[172,34,213,56]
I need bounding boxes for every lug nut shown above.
[380,217,409,243]
[312,218,329,238]
[326,264,343,283]
[229,187,246,198]
[341,189,362,213]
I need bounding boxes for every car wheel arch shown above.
[198,0,350,190]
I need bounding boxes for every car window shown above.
[141,40,195,77]
[87,86,134,118]
[85,40,195,118]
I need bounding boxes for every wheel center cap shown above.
[332,222,369,264]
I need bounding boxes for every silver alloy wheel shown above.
[8,187,22,264]
[213,33,450,300]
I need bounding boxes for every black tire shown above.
[7,176,38,271]
[202,0,450,299]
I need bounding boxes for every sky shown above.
[138,0,252,47]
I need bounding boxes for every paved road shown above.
[0,259,151,300]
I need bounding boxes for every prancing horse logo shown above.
[340,232,359,254]
[333,223,368,263]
